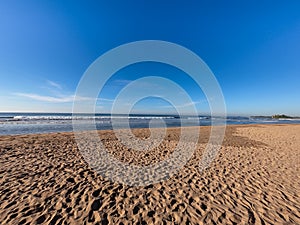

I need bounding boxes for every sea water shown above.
[0,113,299,136]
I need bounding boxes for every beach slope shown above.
[0,125,300,224]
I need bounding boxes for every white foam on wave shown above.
[7,115,177,122]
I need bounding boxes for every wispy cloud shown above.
[108,79,163,90]
[160,100,205,108]
[180,100,204,107]
[15,93,75,103]
[97,98,114,102]
[46,80,62,89]
[14,93,114,103]
[13,80,116,103]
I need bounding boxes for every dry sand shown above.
[0,124,300,224]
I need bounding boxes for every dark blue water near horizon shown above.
[0,112,299,136]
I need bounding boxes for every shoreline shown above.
[1,123,300,137]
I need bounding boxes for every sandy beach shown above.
[0,124,300,225]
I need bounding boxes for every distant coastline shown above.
[251,114,300,119]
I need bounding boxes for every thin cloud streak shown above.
[159,100,206,108]
[14,79,115,103]
[14,93,75,103]
[14,93,113,103]
[46,80,62,89]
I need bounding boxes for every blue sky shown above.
[0,1,300,115]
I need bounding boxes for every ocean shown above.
[0,112,300,136]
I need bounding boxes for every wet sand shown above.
[0,124,300,224]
